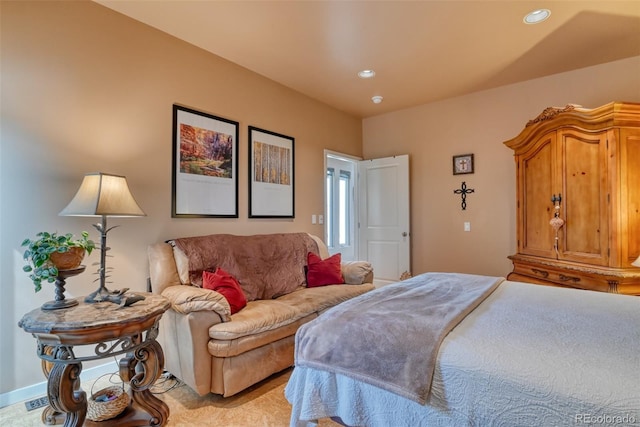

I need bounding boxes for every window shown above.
[338,170,351,246]
[326,167,334,247]
[325,154,356,260]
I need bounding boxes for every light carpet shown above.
[0,368,339,426]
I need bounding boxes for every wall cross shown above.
[453,181,475,210]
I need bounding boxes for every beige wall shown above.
[363,55,640,278]
[0,1,362,395]
[2,0,640,401]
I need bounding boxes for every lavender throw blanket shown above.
[294,272,504,404]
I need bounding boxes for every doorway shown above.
[324,151,411,285]
[325,151,358,261]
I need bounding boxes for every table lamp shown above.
[633,256,640,268]
[60,172,145,303]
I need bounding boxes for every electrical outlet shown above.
[464,222,471,232]
[318,215,324,224]
[312,214,317,224]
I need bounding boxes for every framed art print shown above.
[172,104,239,218]
[453,153,474,175]
[248,126,295,218]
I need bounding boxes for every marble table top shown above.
[18,293,170,343]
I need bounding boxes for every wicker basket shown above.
[87,385,130,422]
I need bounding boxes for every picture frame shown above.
[248,126,295,218]
[172,104,239,218]
[453,153,474,175]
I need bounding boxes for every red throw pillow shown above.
[203,267,247,314]
[306,252,344,288]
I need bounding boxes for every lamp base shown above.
[85,286,128,304]
[84,286,146,307]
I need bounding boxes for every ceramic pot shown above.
[49,247,85,270]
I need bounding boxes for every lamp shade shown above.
[633,255,640,268]
[59,172,145,217]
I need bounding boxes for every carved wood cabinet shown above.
[505,101,640,295]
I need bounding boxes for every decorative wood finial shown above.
[526,104,581,127]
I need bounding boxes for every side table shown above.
[18,293,171,426]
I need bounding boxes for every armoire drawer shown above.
[510,261,611,293]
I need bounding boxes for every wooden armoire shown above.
[505,101,640,295]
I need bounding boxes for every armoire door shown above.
[556,128,609,266]
[519,131,557,259]
[618,127,640,267]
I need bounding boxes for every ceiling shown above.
[95,1,640,118]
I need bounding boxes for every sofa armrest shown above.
[158,286,229,395]
[342,261,374,284]
[161,285,231,322]
[159,308,225,396]
[148,242,182,294]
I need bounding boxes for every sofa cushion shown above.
[172,233,320,301]
[209,299,301,340]
[277,283,375,315]
[306,252,344,287]
[203,268,247,314]
[208,314,317,358]
[208,283,375,342]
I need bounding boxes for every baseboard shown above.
[0,361,118,409]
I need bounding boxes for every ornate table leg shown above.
[119,339,169,426]
[41,345,62,426]
[47,361,86,427]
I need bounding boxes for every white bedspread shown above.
[285,280,640,427]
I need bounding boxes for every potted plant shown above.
[22,231,96,292]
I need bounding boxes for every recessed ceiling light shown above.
[523,9,550,24]
[371,95,383,104]
[358,70,376,79]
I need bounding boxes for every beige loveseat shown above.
[147,232,374,397]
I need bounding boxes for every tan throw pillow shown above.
[341,261,373,285]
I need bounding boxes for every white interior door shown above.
[358,155,410,286]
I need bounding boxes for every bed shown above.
[285,273,640,427]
